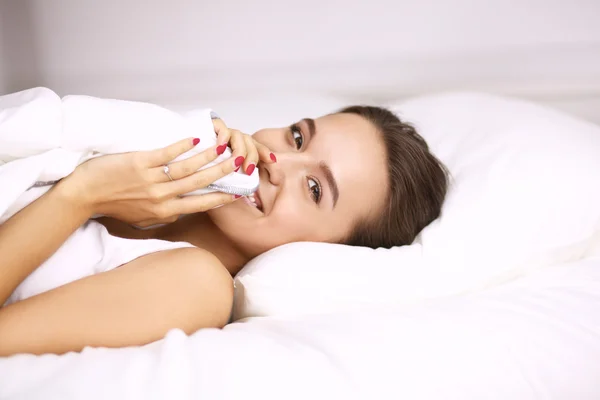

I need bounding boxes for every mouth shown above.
[242,190,264,214]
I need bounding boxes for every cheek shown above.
[265,204,331,243]
[252,199,322,248]
[207,200,312,252]
[209,195,331,252]
[270,206,308,233]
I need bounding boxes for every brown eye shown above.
[308,177,322,204]
[291,125,303,150]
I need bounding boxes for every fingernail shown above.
[270,153,277,162]
[216,144,227,155]
[234,156,245,167]
[245,163,256,175]
[234,166,240,172]
[234,194,242,199]
[192,138,200,146]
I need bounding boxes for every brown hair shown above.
[339,105,449,249]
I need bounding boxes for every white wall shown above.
[0,10,5,94]
[0,0,41,94]
[3,0,600,122]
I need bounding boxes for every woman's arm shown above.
[0,246,233,356]
[0,182,93,305]
[0,133,242,305]
[0,122,267,355]
[0,138,239,356]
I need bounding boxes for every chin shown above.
[209,203,275,257]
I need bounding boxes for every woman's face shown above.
[208,112,388,257]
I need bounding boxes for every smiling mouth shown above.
[243,194,263,213]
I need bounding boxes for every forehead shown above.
[311,113,388,217]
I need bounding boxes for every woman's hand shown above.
[213,118,276,175]
[63,137,238,226]
[62,119,274,227]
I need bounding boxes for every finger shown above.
[166,153,241,196]
[213,119,231,153]
[253,138,277,164]
[153,143,221,182]
[171,191,242,214]
[229,130,247,172]
[144,137,201,167]
[242,134,258,175]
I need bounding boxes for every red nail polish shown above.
[234,167,240,172]
[234,194,242,199]
[235,156,245,167]
[270,153,277,162]
[192,138,200,146]
[216,144,227,155]
[246,163,256,175]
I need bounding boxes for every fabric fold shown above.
[0,87,259,224]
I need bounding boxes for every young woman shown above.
[0,105,448,356]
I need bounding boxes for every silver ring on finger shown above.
[163,165,174,181]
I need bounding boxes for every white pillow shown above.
[232,93,600,320]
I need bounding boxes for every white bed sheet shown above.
[1,257,599,400]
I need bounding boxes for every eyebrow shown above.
[304,118,316,140]
[302,118,340,209]
[319,161,340,209]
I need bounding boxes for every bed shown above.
[1,90,599,399]
[1,257,599,399]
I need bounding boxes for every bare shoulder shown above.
[114,246,234,332]
[126,246,231,283]
[129,246,232,285]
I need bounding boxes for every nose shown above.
[262,152,305,187]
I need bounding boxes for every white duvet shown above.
[0,87,258,224]
[1,257,599,400]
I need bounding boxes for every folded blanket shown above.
[0,87,259,224]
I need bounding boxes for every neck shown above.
[152,213,249,276]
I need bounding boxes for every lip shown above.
[253,189,264,212]
[240,190,264,215]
